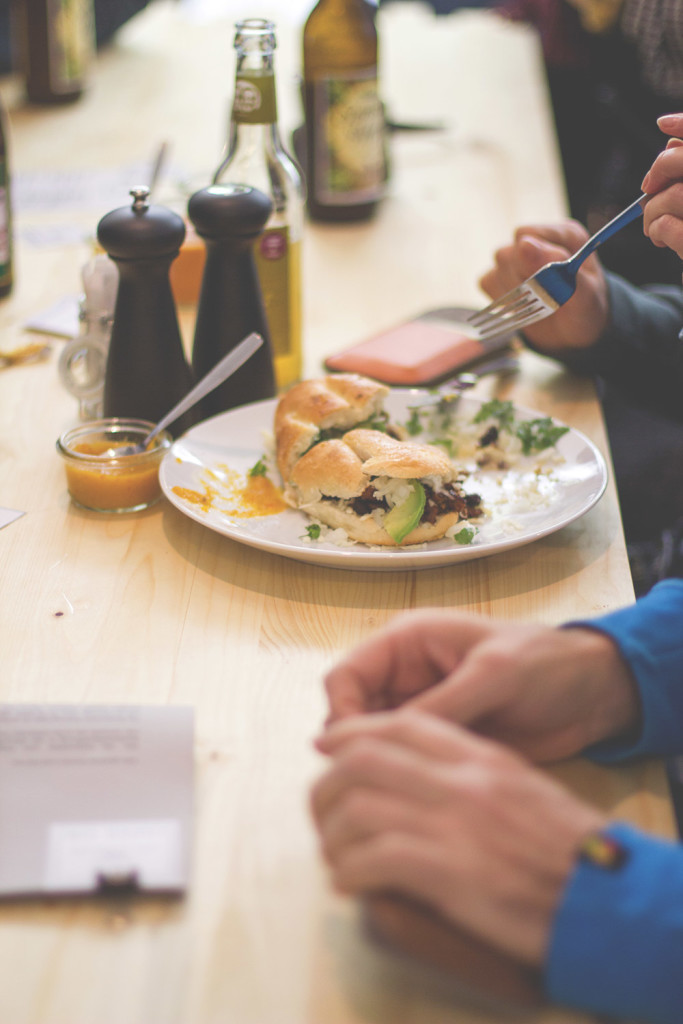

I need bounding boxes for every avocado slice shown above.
[384,480,426,544]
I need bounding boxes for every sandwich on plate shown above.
[274,373,482,546]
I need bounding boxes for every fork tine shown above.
[472,292,541,331]
[477,302,547,334]
[477,303,550,338]
[470,273,559,337]
[467,285,525,325]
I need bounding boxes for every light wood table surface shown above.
[0,3,675,1022]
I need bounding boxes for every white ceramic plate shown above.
[159,392,608,571]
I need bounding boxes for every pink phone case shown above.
[324,307,514,385]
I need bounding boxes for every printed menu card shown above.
[0,704,193,898]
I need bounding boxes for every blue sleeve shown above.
[546,583,683,1021]
[576,579,683,761]
[546,822,683,1024]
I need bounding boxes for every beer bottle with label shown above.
[12,0,95,105]
[0,96,12,298]
[303,0,386,222]
[214,18,304,392]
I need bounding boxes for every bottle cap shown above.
[97,187,186,260]
[187,184,273,241]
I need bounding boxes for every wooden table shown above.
[0,3,675,1022]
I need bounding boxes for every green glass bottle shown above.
[303,0,386,222]
[214,18,304,392]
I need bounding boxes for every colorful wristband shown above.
[577,829,629,870]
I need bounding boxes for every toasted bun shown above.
[275,374,468,546]
[287,429,457,506]
[288,439,368,503]
[275,374,389,479]
[343,429,456,481]
[301,500,464,547]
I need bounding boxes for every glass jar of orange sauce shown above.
[56,418,172,513]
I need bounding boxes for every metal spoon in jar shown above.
[106,332,263,456]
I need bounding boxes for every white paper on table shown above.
[0,508,25,530]
[13,163,156,213]
[0,704,194,897]
[23,295,80,339]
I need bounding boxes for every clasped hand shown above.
[311,611,640,967]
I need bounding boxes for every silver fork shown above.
[468,194,647,339]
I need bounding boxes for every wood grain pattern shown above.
[0,3,671,1023]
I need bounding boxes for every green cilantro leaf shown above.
[473,399,515,429]
[453,525,476,545]
[515,418,569,455]
[405,408,423,436]
[305,523,321,540]
[248,457,268,477]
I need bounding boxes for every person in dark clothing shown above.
[382,0,683,284]
[0,0,152,74]
[496,0,683,286]
[479,112,683,592]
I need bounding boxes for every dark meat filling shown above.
[348,485,387,517]
[478,425,499,447]
[329,482,483,523]
[422,483,482,525]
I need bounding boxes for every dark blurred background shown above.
[0,0,152,74]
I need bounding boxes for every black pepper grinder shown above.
[97,186,196,433]
[188,183,276,418]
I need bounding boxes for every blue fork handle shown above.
[568,194,647,271]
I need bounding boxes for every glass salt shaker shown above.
[58,253,118,420]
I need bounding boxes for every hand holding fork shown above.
[468,113,683,358]
[469,195,648,341]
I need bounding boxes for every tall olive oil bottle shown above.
[214,18,304,391]
[303,0,386,222]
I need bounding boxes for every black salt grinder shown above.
[188,183,276,419]
[97,186,195,433]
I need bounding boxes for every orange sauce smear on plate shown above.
[172,464,287,518]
